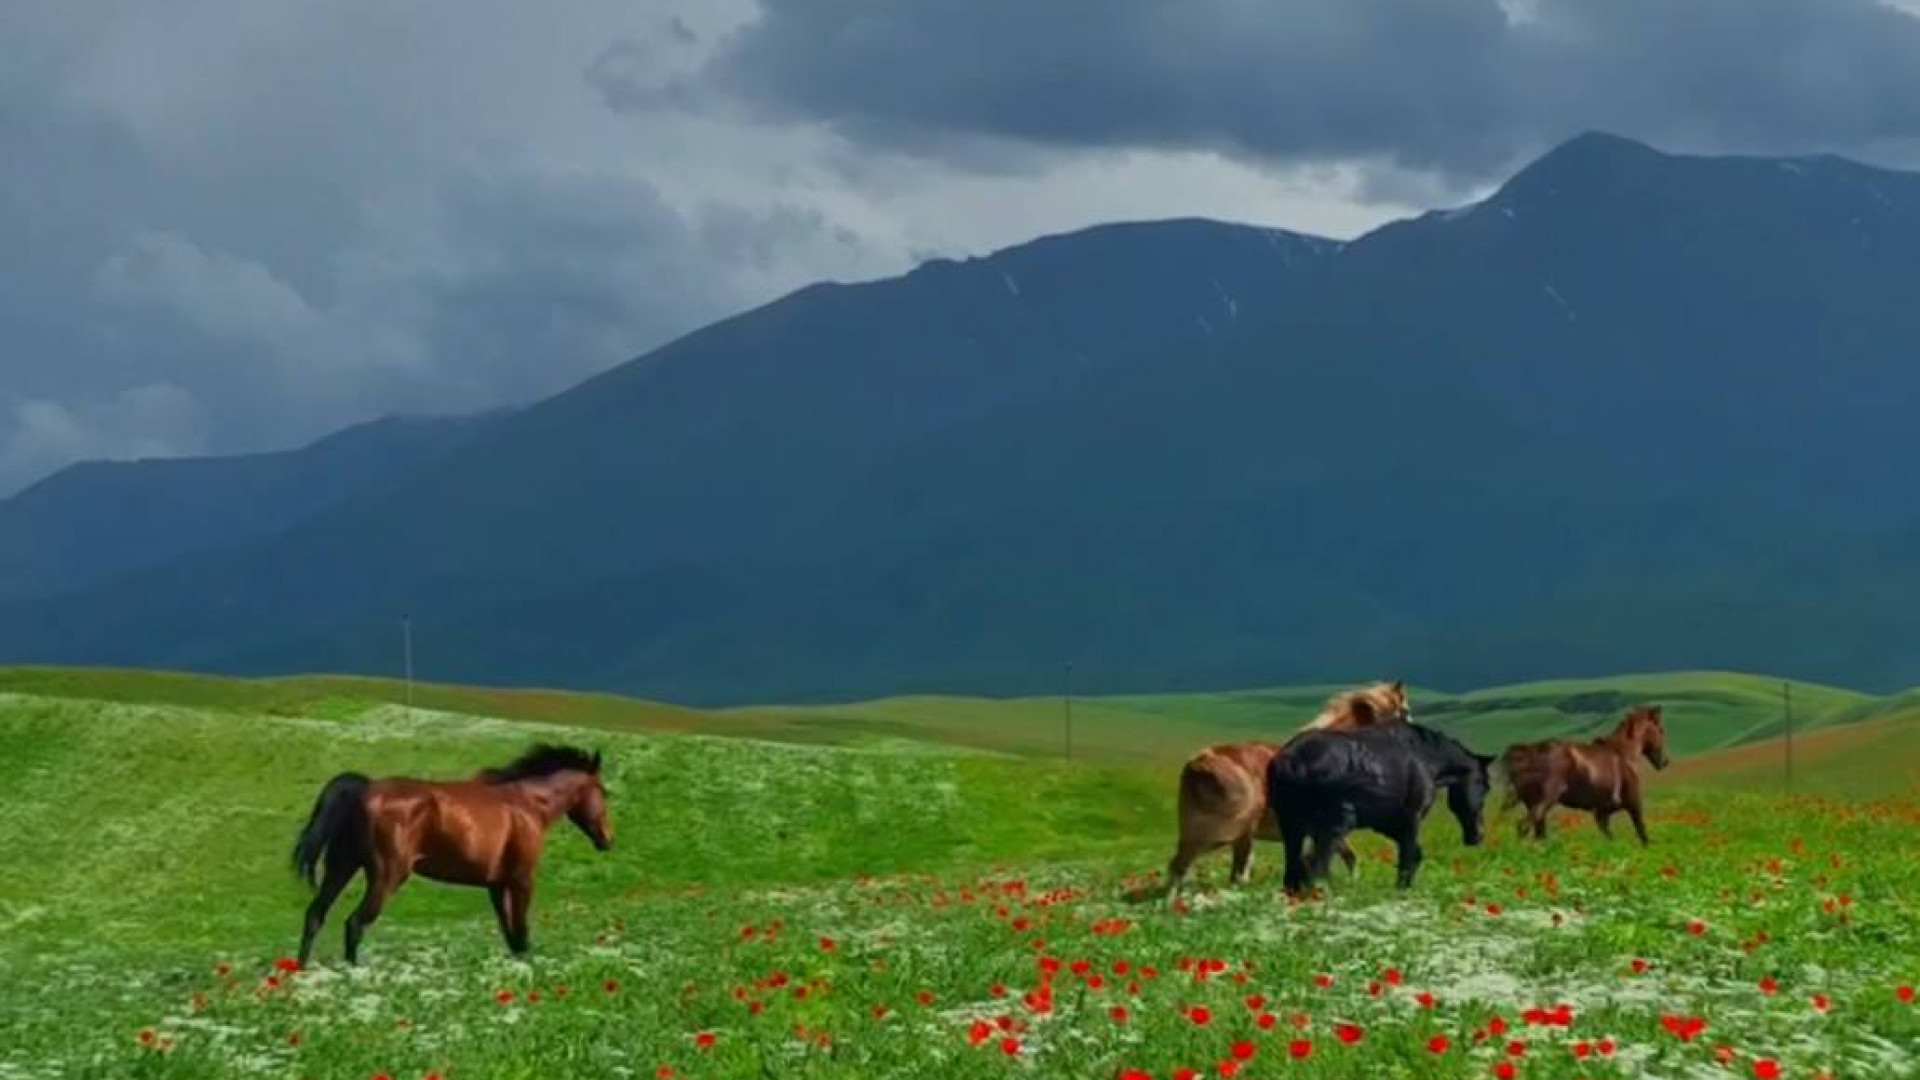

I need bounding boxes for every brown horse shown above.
[1501,706,1670,844]
[291,745,614,964]
[1165,681,1412,902]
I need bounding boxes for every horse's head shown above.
[1446,751,1497,847]
[1629,706,1670,770]
[566,751,615,852]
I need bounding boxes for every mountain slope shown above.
[0,413,492,603]
[7,136,1920,702]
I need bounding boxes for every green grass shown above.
[3,678,1919,1079]
[0,665,1870,765]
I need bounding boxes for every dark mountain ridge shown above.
[5,134,1920,702]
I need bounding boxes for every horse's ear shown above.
[1475,753,1497,768]
[1647,706,1664,724]
[1390,680,1406,698]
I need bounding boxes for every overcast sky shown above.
[7,0,1920,495]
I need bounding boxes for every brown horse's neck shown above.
[1597,719,1645,758]
[502,771,591,826]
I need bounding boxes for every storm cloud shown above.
[683,0,1920,190]
[6,0,1920,494]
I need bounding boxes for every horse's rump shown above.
[1178,744,1277,837]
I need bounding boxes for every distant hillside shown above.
[0,665,1867,766]
[0,413,492,603]
[6,134,1920,702]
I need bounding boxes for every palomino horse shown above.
[292,745,614,963]
[1164,681,1412,902]
[1501,705,1670,844]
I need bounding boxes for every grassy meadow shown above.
[2,668,1917,1079]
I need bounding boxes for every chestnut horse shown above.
[292,745,614,964]
[1501,706,1670,844]
[1164,681,1412,902]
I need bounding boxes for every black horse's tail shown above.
[292,772,370,888]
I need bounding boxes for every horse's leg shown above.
[1280,823,1310,895]
[1337,838,1358,879]
[1307,825,1342,884]
[1627,799,1650,846]
[344,864,407,965]
[488,884,516,952]
[1228,834,1255,886]
[1593,810,1615,840]
[1165,840,1204,905]
[298,862,356,965]
[1391,824,1425,889]
[504,875,535,956]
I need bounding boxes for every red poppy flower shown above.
[1812,993,1831,1012]
[1255,1012,1277,1030]
[1494,1063,1517,1080]
[1415,991,1438,1008]
[371,1074,392,1080]
[1507,1040,1528,1057]
[1759,977,1779,995]
[1383,968,1404,985]
[1336,1024,1363,1045]
[1186,1005,1212,1026]
[494,990,515,1006]
[917,991,935,1007]
[1288,1040,1312,1060]
[214,963,232,977]
[968,1021,992,1046]
[1488,1016,1510,1036]
[693,1031,715,1050]
[604,980,620,994]
[1110,1005,1129,1024]
[1230,1040,1256,1061]
[274,958,301,974]
[1174,1070,1197,1080]
[1428,1035,1451,1054]
[1715,1047,1737,1065]
[1630,958,1650,975]
[1899,985,1916,1004]
[1118,1071,1151,1080]
[1598,1038,1616,1057]
[1573,1042,1592,1059]
[1000,1038,1020,1057]
[1245,994,1266,1011]
[1688,919,1708,936]
[1313,973,1334,988]
[1754,1061,1782,1080]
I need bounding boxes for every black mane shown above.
[479,744,601,784]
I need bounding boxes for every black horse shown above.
[1267,723,1494,893]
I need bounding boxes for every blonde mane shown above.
[1300,681,1411,732]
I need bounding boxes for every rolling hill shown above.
[0,665,1870,766]
[6,133,1920,702]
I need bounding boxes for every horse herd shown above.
[288,682,1669,962]
[1166,681,1671,903]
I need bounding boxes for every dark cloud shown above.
[0,0,876,494]
[682,0,1920,188]
[10,0,1920,494]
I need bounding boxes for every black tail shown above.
[292,773,370,889]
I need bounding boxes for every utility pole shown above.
[1063,662,1074,761]
[1783,680,1794,792]
[403,615,415,718]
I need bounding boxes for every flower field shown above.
[2,689,1918,1079]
